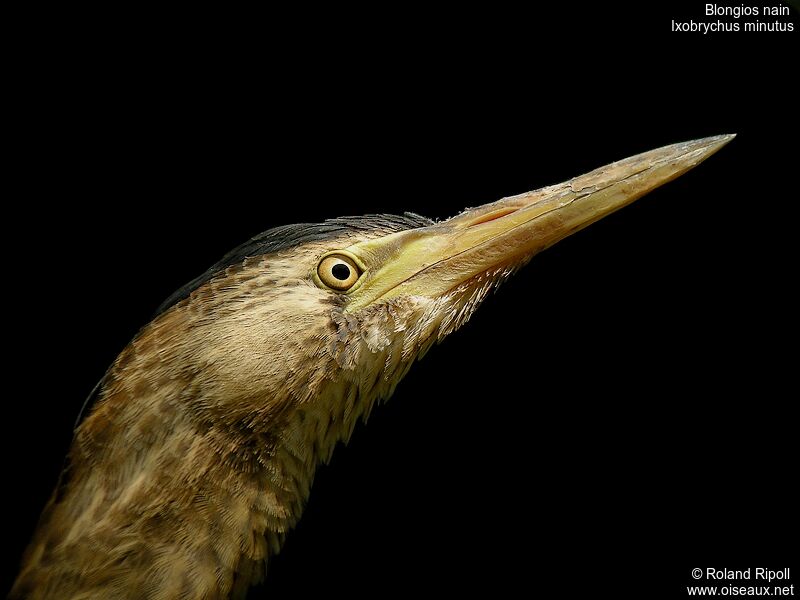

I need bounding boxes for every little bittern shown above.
[11,135,733,599]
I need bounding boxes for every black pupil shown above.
[331,263,351,281]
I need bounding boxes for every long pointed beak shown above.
[346,135,735,311]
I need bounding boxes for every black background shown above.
[4,3,798,598]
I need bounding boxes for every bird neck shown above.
[13,368,366,599]
[13,293,396,599]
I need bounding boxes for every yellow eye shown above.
[317,254,362,291]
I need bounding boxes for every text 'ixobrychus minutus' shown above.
[11,135,733,599]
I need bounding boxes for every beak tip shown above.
[699,133,737,152]
[669,133,736,169]
[712,132,737,143]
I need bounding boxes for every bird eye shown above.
[317,254,362,291]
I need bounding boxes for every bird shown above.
[10,135,733,599]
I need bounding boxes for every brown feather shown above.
[12,231,478,599]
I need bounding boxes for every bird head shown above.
[128,135,733,457]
